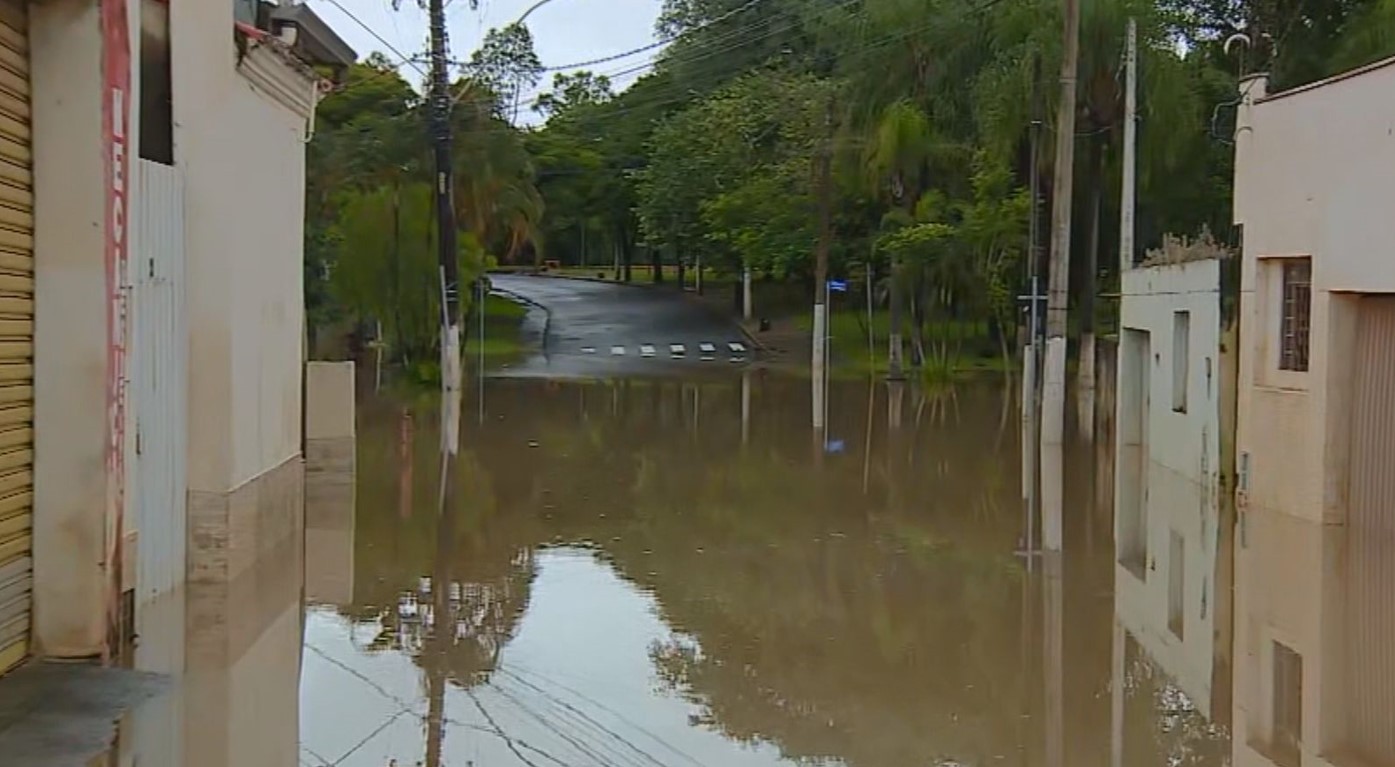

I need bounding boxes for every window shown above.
[1172,311,1190,413]
[1117,328,1150,578]
[1279,259,1311,372]
[1272,641,1303,767]
[1277,644,1305,767]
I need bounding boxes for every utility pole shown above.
[1022,53,1043,556]
[1040,0,1081,552]
[426,0,463,457]
[812,99,833,433]
[1120,19,1138,277]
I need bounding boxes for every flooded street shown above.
[55,369,1247,766]
[290,372,1227,767]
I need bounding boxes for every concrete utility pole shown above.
[812,99,833,433]
[1040,0,1081,552]
[1120,19,1138,277]
[426,0,463,457]
[1022,54,1043,554]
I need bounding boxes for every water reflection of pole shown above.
[400,408,415,520]
[426,447,458,767]
[741,370,751,447]
[862,376,876,494]
[1110,618,1125,767]
[1043,551,1065,767]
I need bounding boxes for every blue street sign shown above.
[827,280,848,293]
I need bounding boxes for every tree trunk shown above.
[621,229,633,283]
[651,242,663,284]
[392,183,405,360]
[888,254,904,378]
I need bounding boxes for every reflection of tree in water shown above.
[347,376,1228,767]
[345,395,542,686]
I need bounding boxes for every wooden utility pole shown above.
[1040,0,1081,552]
[426,0,462,457]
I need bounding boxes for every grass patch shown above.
[471,294,529,359]
[795,309,1008,377]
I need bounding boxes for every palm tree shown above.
[866,99,936,378]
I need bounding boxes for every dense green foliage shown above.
[305,52,542,366]
[307,0,1393,365]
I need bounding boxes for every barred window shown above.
[1279,259,1311,372]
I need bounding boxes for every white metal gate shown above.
[129,159,186,605]
[1346,294,1395,763]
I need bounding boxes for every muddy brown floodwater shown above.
[292,371,1230,767]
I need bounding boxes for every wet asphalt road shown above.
[490,274,751,377]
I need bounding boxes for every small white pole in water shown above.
[743,266,753,321]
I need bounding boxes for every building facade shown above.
[0,0,350,680]
[1232,59,1395,767]
[1114,254,1238,723]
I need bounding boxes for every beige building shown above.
[1232,59,1395,767]
[0,0,351,682]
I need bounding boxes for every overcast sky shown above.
[308,0,665,103]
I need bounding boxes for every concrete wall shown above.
[1115,258,1224,718]
[171,12,309,499]
[1231,60,1395,767]
[30,0,119,658]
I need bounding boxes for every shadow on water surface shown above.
[293,372,1230,767]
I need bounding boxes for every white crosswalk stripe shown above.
[578,341,754,362]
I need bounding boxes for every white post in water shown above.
[1022,343,1037,548]
[813,295,827,432]
[743,266,753,321]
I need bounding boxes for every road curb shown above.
[490,270,663,290]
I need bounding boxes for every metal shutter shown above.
[0,0,31,678]
[1347,295,1395,763]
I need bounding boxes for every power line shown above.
[315,0,428,76]
[455,4,968,135]
[508,0,862,115]
[535,0,774,73]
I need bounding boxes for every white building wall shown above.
[1232,58,1395,767]
[171,9,309,499]
[1115,258,1223,718]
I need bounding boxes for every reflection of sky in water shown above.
[300,547,806,767]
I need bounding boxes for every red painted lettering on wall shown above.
[101,0,130,657]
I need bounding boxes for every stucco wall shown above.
[30,0,116,658]
[172,10,308,496]
[1230,62,1395,767]
[1115,259,1223,717]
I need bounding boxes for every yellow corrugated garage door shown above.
[0,0,32,678]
